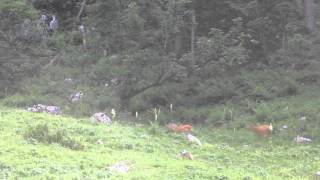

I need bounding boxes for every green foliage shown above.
[208,108,225,125]
[174,107,210,124]
[1,0,320,127]
[0,0,40,94]
[93,56,128,80]
[24,124,84,150]
[46,34,69,51]
[279,83,298,97]
[0,0,37,18]
[0,57,42,94]
[2,94,47,107]
[147,117,163,136]
[254,103,273,123]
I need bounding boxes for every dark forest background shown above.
[1,0,320,124]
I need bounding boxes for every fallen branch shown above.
[43,53,62,70]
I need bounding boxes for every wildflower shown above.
[111,108,116,119]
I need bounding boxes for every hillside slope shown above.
[0,104,320,179]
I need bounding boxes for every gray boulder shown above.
[91,112,112,124]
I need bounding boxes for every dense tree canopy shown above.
[0,0,320,116]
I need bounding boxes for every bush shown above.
[0,0,37,20]
[208,109,225,125]
[2,94,47,107]
[254,104,273,123]
[24,124,84,150]
[67,102,92,117]
[128,95,150,114]
[207,106,236,127]
[174,108,210,124]
[276,78,299,97]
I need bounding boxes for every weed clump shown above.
[24,124,84,150]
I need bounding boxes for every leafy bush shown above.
[0,0,37,19]
[254,104,273,123]
[207,106,236,127]
[276,78,299,97]
[128,95,150,113]
[174,108,210,124]
[24,124,84,150]
[208,109,225,125]
[2,94,47,107]
[66,102,92,117]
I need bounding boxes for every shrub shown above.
[67,102,92,117]
[276,78,299,97]
[254,104,273,123]
[208,109,225,125]
[148,119,163,136]
[174,108,210,124]
[271,110,291,122]
[0,0,37,22]
[207,106,236,127]
[24,124,84,150]
[128,95,150,114]
[2,94,47,107]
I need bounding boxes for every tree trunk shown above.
[163,22,168,53]
[174,33,182,57]
[75,0,87,24]
[188,10,197,77]
[304,0,316,33]
[191,10,196,62]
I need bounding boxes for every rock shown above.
[91,112,112,124]
[109,55,118,61]
[26,104,61,115]
[300,116,306,121]
[45,106,62,115]
[35,104,47,111]
[96,139,103,145]
[69,91,84,103]
[64,78,73,83]
[108,161,130,173]
[315,171,320,180]
[187,134,202,147]
[180,150,193,160]
[294,135,312,143]
[279,125,288,131]
[26,107,38,112]
[111,78,119,86]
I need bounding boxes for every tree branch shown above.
[75,0,87,24]
[42,53,62,70]
[120,69,173,100]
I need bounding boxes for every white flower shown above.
[111,108,116,119]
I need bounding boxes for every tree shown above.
[304,0,316,33]
[229,0,302,62]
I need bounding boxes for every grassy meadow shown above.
[1,89,320,180]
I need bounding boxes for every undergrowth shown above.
[24,123,84,150]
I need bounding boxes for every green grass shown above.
[1,91,320,179]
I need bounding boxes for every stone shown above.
[91,112,112,124]
[108,161,130,173]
